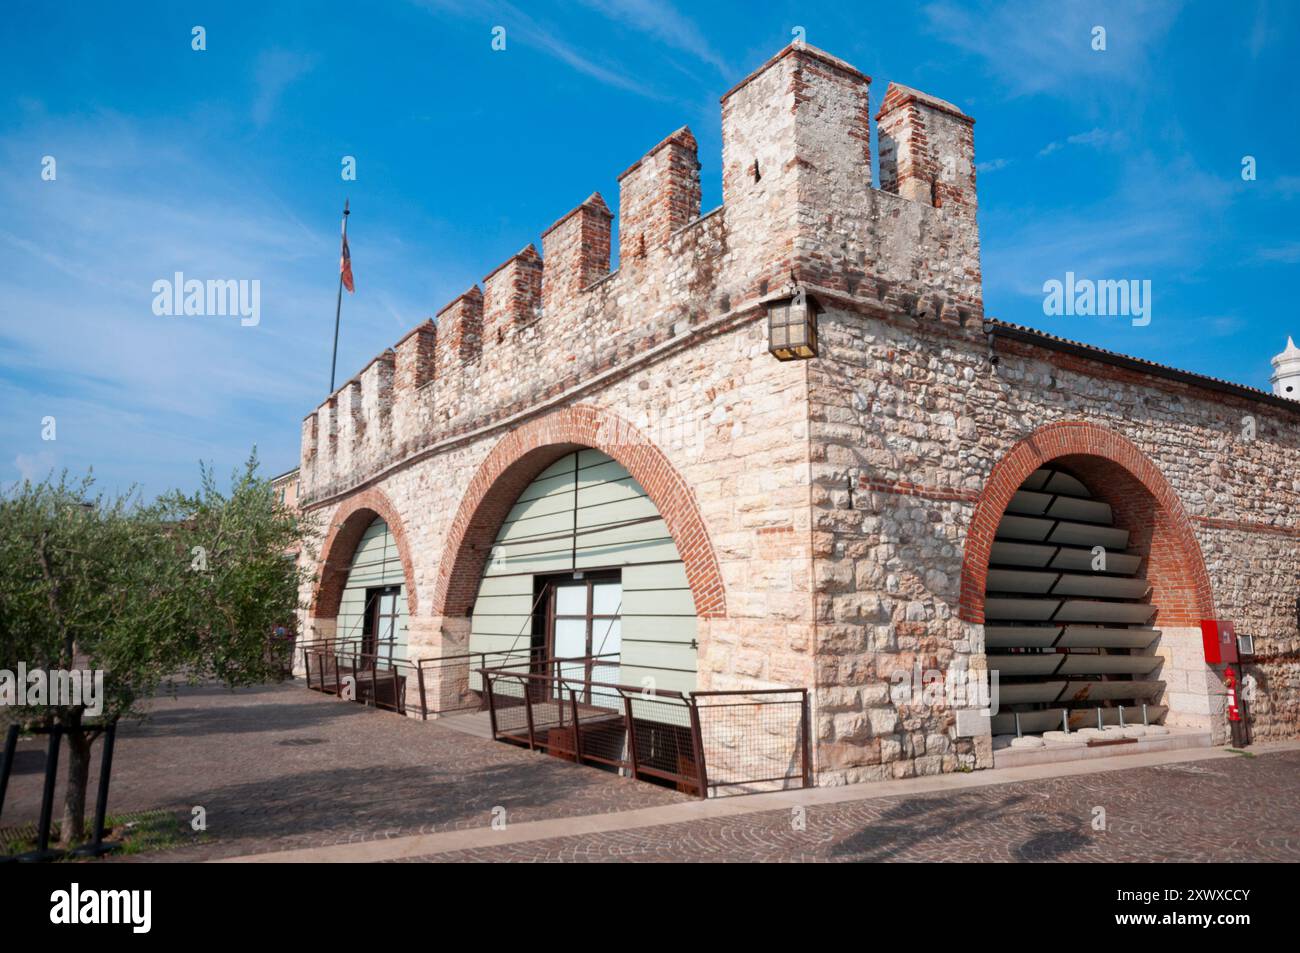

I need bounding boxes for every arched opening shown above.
[960,423,1217,742]
[432,405,726,626]
[467,447,698,695]
[333,516,410,664]
[984,462,1165,735]
[309,488,418,630]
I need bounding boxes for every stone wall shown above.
[295,40,1300,787]
[808,305,1300,782]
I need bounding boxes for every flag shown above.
[339,204,354,293]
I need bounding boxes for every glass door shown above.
[364,586,400,664]
[552,581,590,685]
[546,572,622,700]
[590,578,622,685]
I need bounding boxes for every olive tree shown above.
[0,453,313,846]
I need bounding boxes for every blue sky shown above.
[2,1,1297,497]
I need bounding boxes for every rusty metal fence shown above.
[478,665,810,798]
[299,639,542,719]
[301,642,412,715]
[694,689,812,793]
[297,641,811,796]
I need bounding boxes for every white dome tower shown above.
[1271,337,1300,399]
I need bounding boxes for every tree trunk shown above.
[59,726,93,847]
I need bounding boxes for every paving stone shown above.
[402,750,1300,863]
[1,681,687,862]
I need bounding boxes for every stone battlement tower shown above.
[297,42,1300,788]
[299,44,983,507]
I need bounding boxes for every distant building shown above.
[270,467,300,512]
[1272,337,1300,399]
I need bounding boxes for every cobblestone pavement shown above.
[8,682,1298,863]
[408,750,1300,863]
[2,681,687,861]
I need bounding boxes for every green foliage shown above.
[0,451,313,722]
[0,809,200,859]
[0,451,316,846]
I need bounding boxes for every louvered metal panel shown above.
[982,465,1166,739]
[986,625,1160,651]
[1051,574,1151,600]
[1054,600,1157,625]
[1058,626,1159,649]
[1020,469,1052,492]
[1046,495,1113,525]
[1042,471,1090,497]
[984,625,1062,648]
[989,655,1063,676]
[1007,490,1053,516]
[989,541,1056,568]
[997,515,1054,541]
[990,653,1161,678]
[985,597,1061,621]
[985,569,1058,594]
[1048,548,1143,575]
[986,569,1151,600]
[1060,679,1162,702]
[989,540,1143,575]
[1000,681,1069,705]
[1058,654,1162,676]
[1048,521,1130,549]
[992,705,1168,735]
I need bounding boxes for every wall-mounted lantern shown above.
[767,285,819,361]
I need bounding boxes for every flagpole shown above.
[329,198,350,393]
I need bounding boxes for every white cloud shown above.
[1039,127,1126,157]
[0,113,447,496]
[252,49,319,127]
[983,151,1235,301]
[14,450,58,483]
[578,0,733,79]
[923,0,1184,100]
[1257,242,1300,264]
[415,0,662,99]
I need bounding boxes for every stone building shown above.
[293,42,1300,786]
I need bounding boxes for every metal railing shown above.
[693,689,813,793]
[302,643,412,715]
[296,640,812,795]
[477,664,811,798]
[299,639,547,719]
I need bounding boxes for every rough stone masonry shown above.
[295,43,1300,786]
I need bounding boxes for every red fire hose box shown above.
[1200,619,1238,665]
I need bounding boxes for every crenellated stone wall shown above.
[295,41,1300,788]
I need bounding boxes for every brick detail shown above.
[434,286,483,376]
[301,414,317,459]
[310,487,418,619]
[483,244,543,336]
[857,476,980,504]
[877,81,976,213]
[958,421,1215,626]
[394,319,435,390]
[432,404,726,620]
[617,126,700,264]
[1192,515,1300,537]
[541,193,612,312]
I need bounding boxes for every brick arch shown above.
[433,405,726,619]
[311,487,418,619]
[959,421,1214,626]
